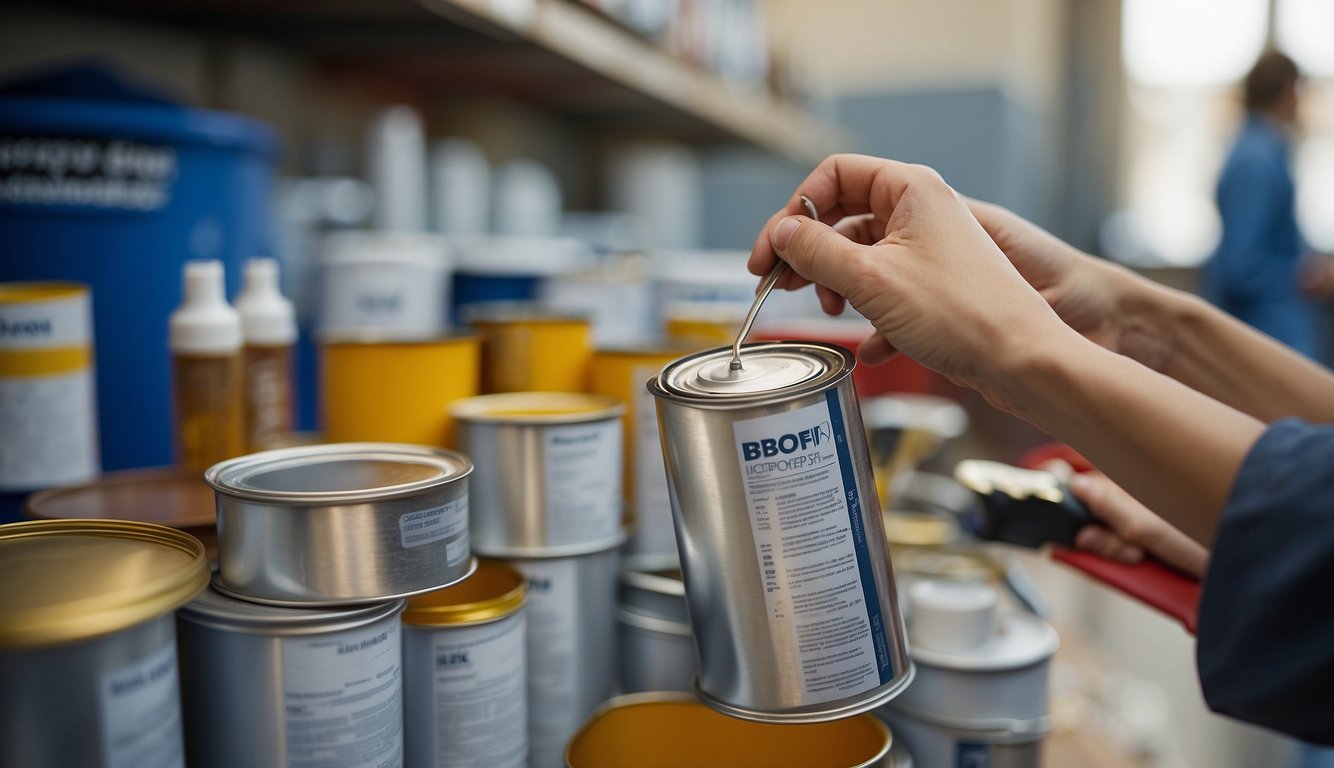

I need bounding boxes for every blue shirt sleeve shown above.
[1211,144,1294,303]
[1196,419,1334,744]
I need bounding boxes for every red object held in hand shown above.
[1020,443,1202,635]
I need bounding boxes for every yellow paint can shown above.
[588,346,688,552]
[469,304,592,394]
[663,308,739,348]
[321,333,479,448]
[0,282,99,490]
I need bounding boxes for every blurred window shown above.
[1115,0,1334,266]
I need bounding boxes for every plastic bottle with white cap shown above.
[169,260,245,472]
[235,258,297,452]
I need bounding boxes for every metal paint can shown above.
[177,582,405,768]
[402,559,528,768]
[452,392,624,557]
[0,282,98,492]
[878,580,1055,768]
[321,333,480,449]
[24,467,218,559]
[648,341,913,722]
[468,303,593,394]
[617,554,694,693]
[588,346,686,554]
[565,692,893,768]
[208,443,475,606]
[505,544,620,768]
[0,520,209,768]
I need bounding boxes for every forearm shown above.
[1116,271,1334,423]
[987,326,1265,547]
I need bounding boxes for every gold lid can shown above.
[402,559,526,627]
[0,519,210,650]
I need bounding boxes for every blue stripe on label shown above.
[825,390,893,685]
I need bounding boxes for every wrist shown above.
[1104,262,1185,373]
[975,316,1095,423]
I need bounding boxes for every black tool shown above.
[953,459,1094,549]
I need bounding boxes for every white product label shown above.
[283,619,403,768]
[732,396,893,704]
[513,557,581,768]
[0,291,90,349]
[631,364,676,555]
[400,499,470,566]
[0,368,99,489]
[428,613,527,768]
[543,421,622,546]
[99,642,184,768]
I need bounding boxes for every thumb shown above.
[770,216,874,298]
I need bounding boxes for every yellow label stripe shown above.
[0,346,90,376]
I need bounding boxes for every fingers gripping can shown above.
[648,341,913,722]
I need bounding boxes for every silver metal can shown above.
[208,442,475,605]
[402,559,528,768]
[565,692,894,768]
[878,580,1055,768]
[649,341,913,722]
[505,544,620,768]
[452,392,625,557]
[617,554,695,693]
[177,582,406,768]
[0,520,209,768]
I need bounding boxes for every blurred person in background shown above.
[751,153,1334,746]
[1202,50,1327,361]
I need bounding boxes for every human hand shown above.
[747,154,1075,394]
[1066,470,1209,579]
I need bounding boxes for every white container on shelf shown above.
[430,138,491,236]
[318,230,452,335]
[537,254,654,347]
[367,104,429,232]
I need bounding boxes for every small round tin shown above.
[208,442,475,606]
[177,582,406,768]
[0,519,209,768]
[402,560,529,768]
[649,342,913,723]
[452,392,625,557]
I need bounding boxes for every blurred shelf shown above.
[37,0,851,165]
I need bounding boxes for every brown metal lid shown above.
[24,467,215,530]
[0,519,209,649]
[652,342,851,404]
[402,559,526,627]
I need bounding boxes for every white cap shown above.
[169,260,242,354]
[908,579,999,655]
[235,258,297,345]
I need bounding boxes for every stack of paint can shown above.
[174,442,480,768]
[451,392,625,768]
[877,580,1056,768]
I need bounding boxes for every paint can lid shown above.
[0,519,209,649]
[205,443,472,505]
[24,467,215,530]
[180,579,404,634]
[449,392,625,425]
[652,341,851,404]
[402,559,526,627]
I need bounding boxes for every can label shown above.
[426,612,527,768]
[99,641,184,768]
[0,286,98,489]
[632,364,675,554]
[513,557,582,768]
[956,741,991,768]
[543,421,622,546]
[731,392,893,703]
[283,620,403,767]
[400,498,470,568]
